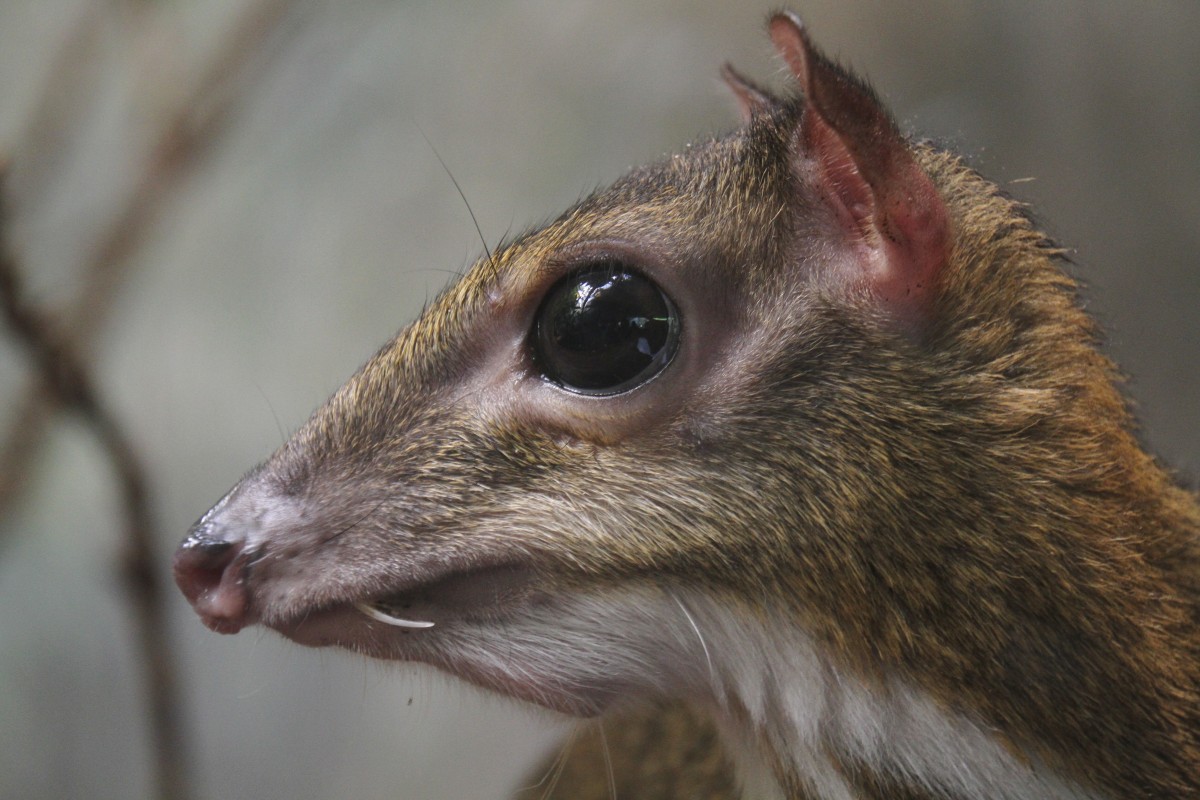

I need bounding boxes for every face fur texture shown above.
[176,13,1200,800]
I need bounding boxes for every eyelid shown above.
[536,240,658,279]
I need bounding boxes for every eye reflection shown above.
[533,262,679,395]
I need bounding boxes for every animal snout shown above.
[173,516,253,634]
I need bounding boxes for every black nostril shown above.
[182,535,236,564]
[173,516,252,633]
[174,530,242,602]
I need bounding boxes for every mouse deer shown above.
[174,12,1200,799]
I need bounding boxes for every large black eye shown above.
[533,262,680,395]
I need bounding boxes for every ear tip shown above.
[720,61,779,121]
[767,11,816,91]
[767,10,805,28]
[718,61,756,87]
[767,10,809,45]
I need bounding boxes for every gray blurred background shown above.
[0,2,1196,799]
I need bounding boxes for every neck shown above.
[664,594,1102,800]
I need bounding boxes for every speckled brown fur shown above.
[176,12,1199,800]
[514,701,740,800]
[508,141,1200,799]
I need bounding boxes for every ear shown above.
[720,62,778,123]
[768,12,949,328]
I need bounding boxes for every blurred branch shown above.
[0,0,291,523]
[0,3,294,797]
[0,169,191,799]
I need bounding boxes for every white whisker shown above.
[671,591,716,688]
[597,720,617,800]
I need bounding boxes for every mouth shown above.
[178,524,618,715]
[272,562,541,648]
[175,502,542,639]
[264,562,620,715]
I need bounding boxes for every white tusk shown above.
[355,602,435,629]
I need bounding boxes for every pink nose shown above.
[173,521,251,634]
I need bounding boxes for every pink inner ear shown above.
[770,11,949,327]
[803,106,949,323]
[802,109,876,242]
[872,162,950,317]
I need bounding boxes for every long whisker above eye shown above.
[414,122,497,281]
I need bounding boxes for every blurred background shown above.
[0,2,1196,799]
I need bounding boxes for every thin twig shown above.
[0,4,293,795]
[0,0,291,524]
[0,173,191,799]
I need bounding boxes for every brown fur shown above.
[510,138,1200,798]
[513,701,740,800]
[176,14,1200,800]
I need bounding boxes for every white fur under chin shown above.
[449,585,1104,800]
[684,591,1102,800]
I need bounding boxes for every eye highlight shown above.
[533,261,680,396]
